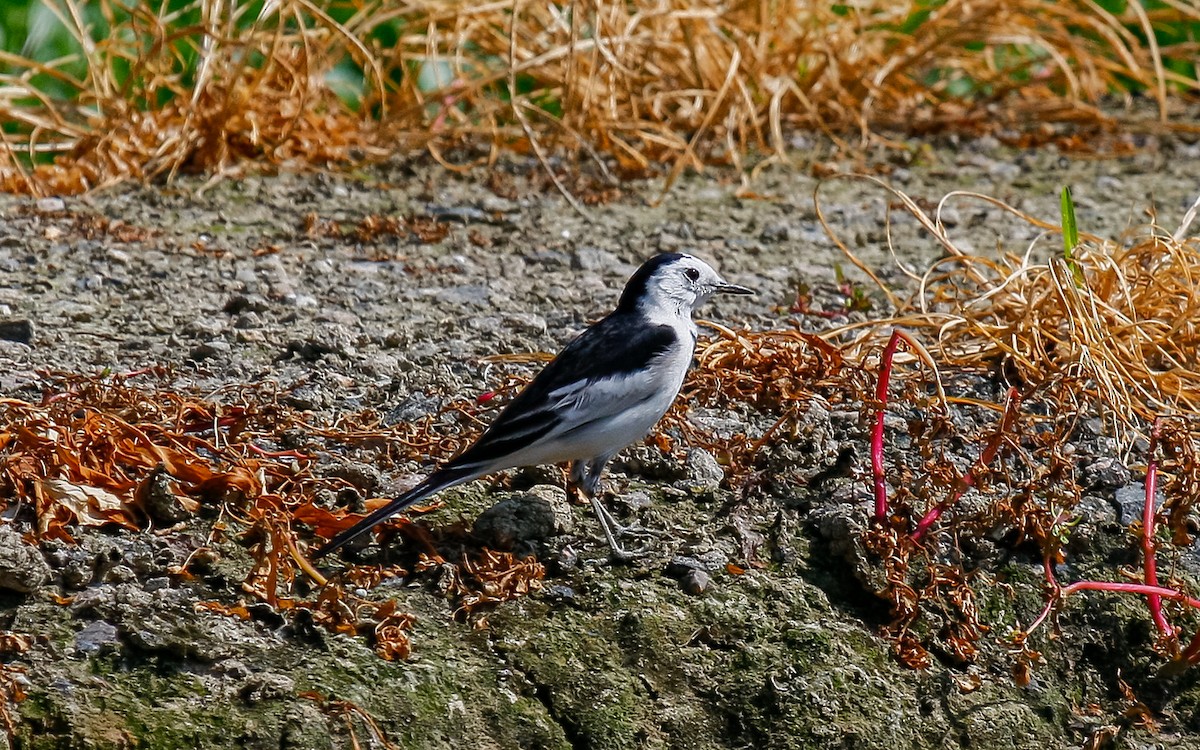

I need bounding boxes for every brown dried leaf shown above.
[39,479,127,528]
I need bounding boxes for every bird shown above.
[313,252,753,560]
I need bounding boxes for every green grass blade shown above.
[1060,186,1078,258]
[1060,186,1083,284]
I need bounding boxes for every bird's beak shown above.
[716,282,755,296]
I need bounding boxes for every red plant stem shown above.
[1026,556,1062,634]
[1183,628,1200,663]
[1028,579,1200,638]
[1060,580,1200,609]
[245,443,311,460]
[1143,418,1172,637]
[871,330,905,523]
[911,387,1021,541]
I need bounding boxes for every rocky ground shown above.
[1,131,1200,749]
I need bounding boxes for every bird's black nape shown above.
[616,252,686,313]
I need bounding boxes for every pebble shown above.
[1115,482,1152,525]
[0,319,33,344]
[74,620,120,656]
[140,466,190,524]
[473,485,574,550]
[676,448,724,499]
[189,340,231,361]
[1082,457,1131,490]
[665,556,716,595]
[679,569,711,595]
[572,246,619,271]
[0,525,52,593]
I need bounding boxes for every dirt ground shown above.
[2,131,1200,749]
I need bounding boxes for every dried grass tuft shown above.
[3,0,1200,194]
[825,176,1200,433]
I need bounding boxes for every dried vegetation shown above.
[819,181,1200,697]
[0,373,546,663]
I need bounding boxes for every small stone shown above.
[239,672,296,703]
[319,461,381,493]
[215,658,252,680]
[622,490,653,512]
[1082,457,1131,490]
[759,222,792,243]
[144,577,170,593]
[283,293,319,309]
[35,197,65,212]
[74,620,120,656]
[189,340,231,361]
[665,555,710,576]
[473,485,574,550]
[279,704,335,750]
[987,161,1022,182]
[140,466,190,524]
[676,448,724,499]
[541,584,577,605]
[0,525,51,593]
[385,392,441,424]
[103,564,137,584]
[0,319,33,345]
[280,338,345,362]
[679,569,711,595]
[480,195,517,214]
[223,294,270,315]
[574,246,618,270]
[1115,482,1152,525]
[234,313,262,329]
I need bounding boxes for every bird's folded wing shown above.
[447,316,677,471]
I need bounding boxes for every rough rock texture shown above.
[0,526,51,593]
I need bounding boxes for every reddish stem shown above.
[1143,418,1172,637]
[1183,629,1200,663]
[1028,579,1200,638]
[911,387,1021,541]
[244,443,311,460]
[1060,580,1200,609]
[871,330,905,523]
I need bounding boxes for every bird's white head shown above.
[617,253,753,319]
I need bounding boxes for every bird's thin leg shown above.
[578,454,660,561]
[577,453,634,561]
[578,454,610,499]
[589,494,634,563]
[567,459,587,502]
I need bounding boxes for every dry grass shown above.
[823,177,1200,435]
[3,0,1200,195]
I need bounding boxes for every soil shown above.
[2,131,1200,749]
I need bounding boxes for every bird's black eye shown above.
[684,267,700,282]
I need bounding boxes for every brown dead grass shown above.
[3,0,1200,195]
[823,177,1200,435]
[0,373,548,658]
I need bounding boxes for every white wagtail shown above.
[314,252,753,560]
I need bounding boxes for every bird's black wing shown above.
[447,312,677,470]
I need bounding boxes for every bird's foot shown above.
[589,496,660,563]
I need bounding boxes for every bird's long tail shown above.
[312,467,474,559]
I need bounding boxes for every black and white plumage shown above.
[314,252,753,560]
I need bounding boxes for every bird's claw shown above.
[589,496,661,562]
